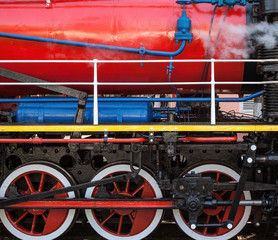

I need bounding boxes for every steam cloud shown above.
[248,22,278,50]
[200,22,278,59]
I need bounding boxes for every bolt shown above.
[255,222,260,227]
[257,169,262,174]
[251,145,257,151]
[190,224,196,230]
[227,223,233,229]
[149,139,154,143]
[247,157,253,164]
[179,185,184,190]
[189,202,197,209]
[9,145,16,153]
[150,132,154,136]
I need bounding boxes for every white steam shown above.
[248,21,278,50]
[200,22,278,59]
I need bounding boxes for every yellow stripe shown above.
[0,125,278,132]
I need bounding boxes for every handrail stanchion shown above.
[93,59,99,125]
[210,59,216,125]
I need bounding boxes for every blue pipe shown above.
[0,32,186,58]
[178,0,247,6]
[153,107,191,111]
[0,91,263,103]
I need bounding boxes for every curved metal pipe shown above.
[0,90,264,103]
[0,32,186,57]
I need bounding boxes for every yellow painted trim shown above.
[0,125,278,132]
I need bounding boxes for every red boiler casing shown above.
[0,0,246,97]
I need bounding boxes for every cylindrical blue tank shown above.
[17,100,155,123]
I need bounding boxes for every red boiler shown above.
[0,0,247,97]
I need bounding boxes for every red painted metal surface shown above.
[7,200,177,209]
[179,136,238,142]
[0,0,246,97]
[0,137,149,144]
[0,136,237,144]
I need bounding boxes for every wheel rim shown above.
[173,164,251,240]
[85,164,163,240]
[0,163,76,240]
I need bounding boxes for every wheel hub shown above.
[27,209,47,216]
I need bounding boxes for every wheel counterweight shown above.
[0,163,77,240]
[85,164,163,240]
[173,164,252,240]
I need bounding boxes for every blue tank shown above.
[16,99,157,123]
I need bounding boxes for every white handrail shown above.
[93,59,98,125]
[1,58,278,125]
[210,59,216,125]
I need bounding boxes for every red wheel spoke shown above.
[31,215,38,233]
[101,211,116,226]
[131,183,144,197]
[216,172,220,182]
[15,211,29,224]
[128,213,134,223]
[18,189,31,195]
[216,206,230,235]
[49,182,67,198]
[113,181,121,193]
[220,191,227,197]
[203,215,211,234]
[24,175,35,193]
[229,191,236,200]
[38,173,45,192]
[117,215,124,234]
[216,214,222,223]
[125,179,130,193]
[42,213,48,222]
[50,182,59,191]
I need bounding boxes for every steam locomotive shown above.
[0,0,278,239]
